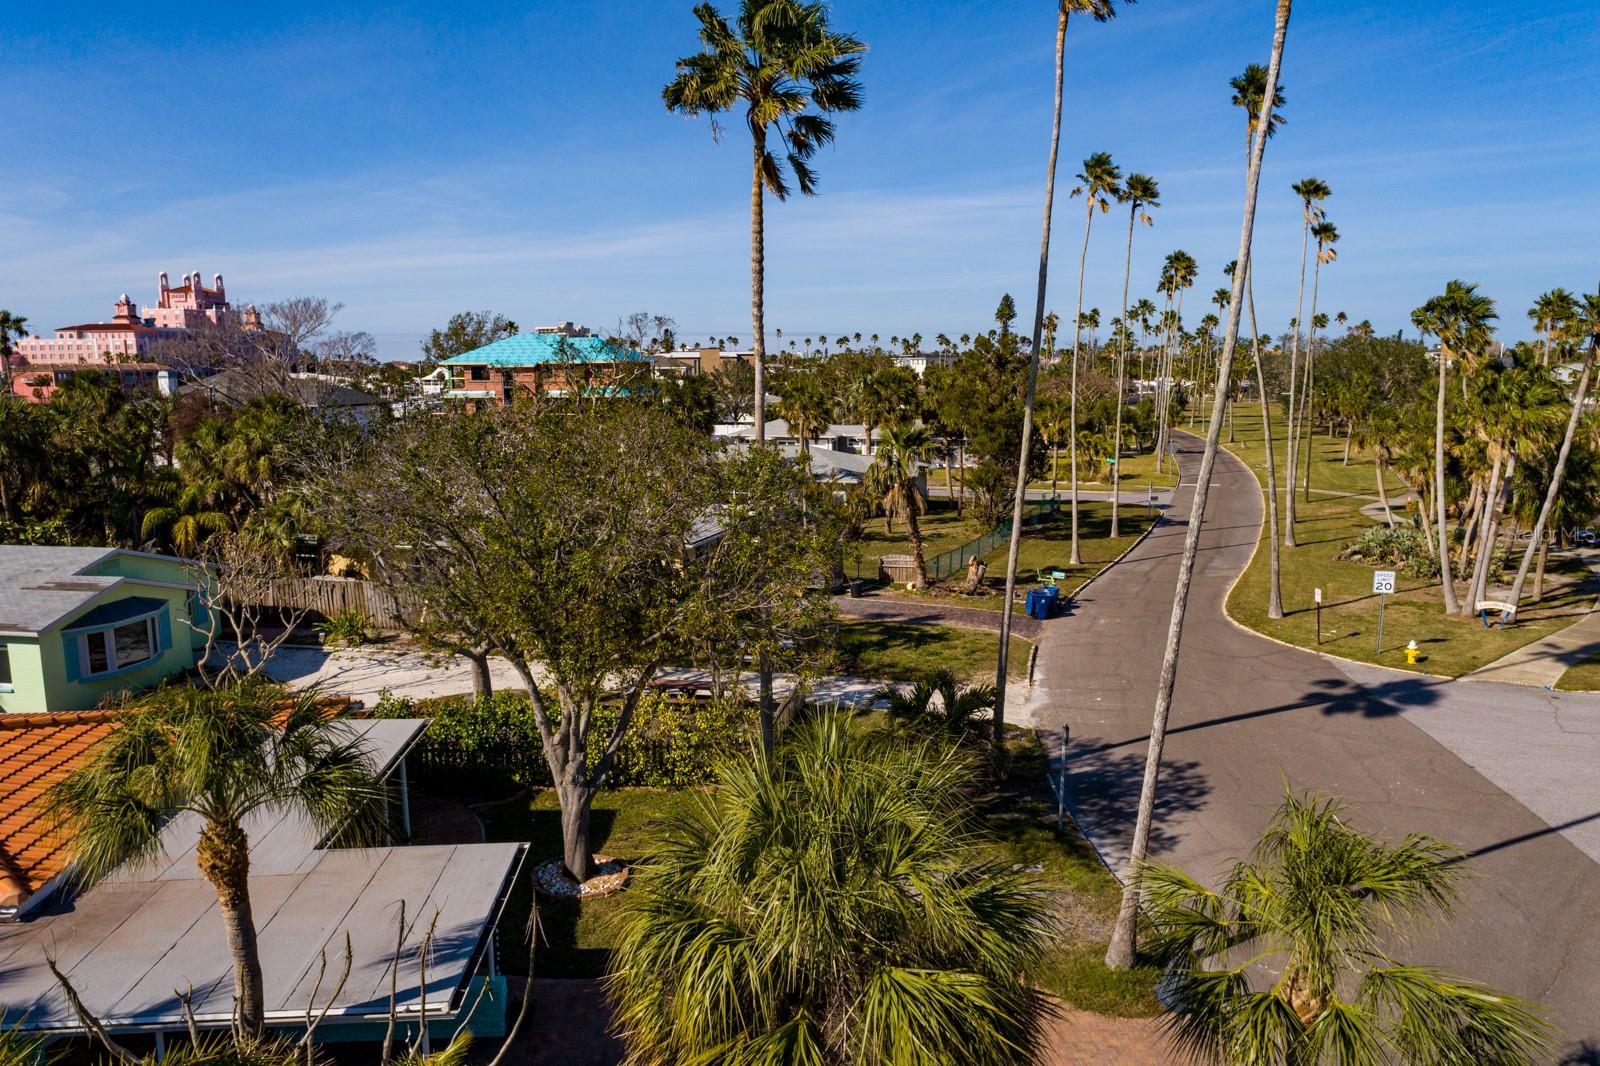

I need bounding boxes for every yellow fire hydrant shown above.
[1405,639,1420,665]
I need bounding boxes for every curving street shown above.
[1023,432,1600,1050]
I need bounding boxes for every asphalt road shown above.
[1025,432,1600,1050]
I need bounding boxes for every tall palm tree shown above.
[1528,288,1577,366]
[663,0,864,444]
[1510,289,1600,608]
[610,711,1050,1064]
[1154,250,1197,470]
[1106,0,1290,970]
[0,310,28,395]
[1298,219,1339,502]
[48,684,389,1038]
[1066,151,1124,564]
[1130,297,1158,381]
[868,422,938,586]
[1282,178,1330,543]
[1229,62,1287,618]
[1142,791,1551,1060]
[995,0,1124,753]
[1411,280,1498,616]
[1111,173,1159,538]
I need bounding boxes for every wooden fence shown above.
[258,577,420,629]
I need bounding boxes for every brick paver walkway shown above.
[835,593,1047,640]
[1044,1007,1173,1064]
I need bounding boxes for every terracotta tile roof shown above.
[0,711,121,912]
[0,697,360,913]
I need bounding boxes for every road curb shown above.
[1206,433,1457,683]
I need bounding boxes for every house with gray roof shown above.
[0,546,204,714]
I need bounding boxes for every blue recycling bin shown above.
[1024,588,1041,619]
[1039,584,1060,618]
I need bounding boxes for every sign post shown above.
[1314,587,1323,645]
[1372,570,1396,653]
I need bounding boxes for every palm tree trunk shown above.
[1466,452,1504,611]
[1434,344,1461,614]
[944,441,960,517]
[1106,0,1291,970]
[1510,339,1596,608]
[1070,202,1094,566]
[1343,421,1353,465]
[1418,483,1436,556]
[1376,454,1395,525]
[1457,479,1482,570]
[906,484,928,587]
[995,3,1068,753]
[1284,204,1311,545]
[198,820,266,1038]
[1534,540,1548,600]
[1112,205,1137,538]
[1300,256,1325,501]
[1246,267,1284,619]
[750,136,768,444]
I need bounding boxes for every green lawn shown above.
[925,449,1180,494]
[1556,653,1600,691]
[846,497,984,580]
[864,499,1159,615]
[1223,404,1599,677]
[474,731,1161,1017]
[836,618,1031,682]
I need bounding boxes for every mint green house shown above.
[0,546,205,714]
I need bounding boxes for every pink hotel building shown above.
[8,271,262,402]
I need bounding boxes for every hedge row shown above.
[371,689,757,791]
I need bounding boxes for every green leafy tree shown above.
[1509,288,1600,607]
[1142,791,1551,1063]
[47,684,389,1039]
[0,309,27,395]
[419,310,518,364]
[610,711,1050,1064]
[664,0,864,443]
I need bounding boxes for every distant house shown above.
[894,350,958,377]
[437,330,647,409]
[192,367,385,422]
[714,419,883,455]
[0,712,525,1043]
[0,547,204,714]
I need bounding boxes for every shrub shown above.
[1337,522,1438,577]
[371,688,756,793]
[315,608,373,647]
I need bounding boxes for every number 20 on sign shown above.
[1372,570,1396,652]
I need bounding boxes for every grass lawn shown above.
[1223,403,1599,676]
[846,497,984,581]
[473,730,1161,1017]
[868,499,1159,614]
[925,449,1180,494]
[1556,652,1600,691]
[835,618,1031,682]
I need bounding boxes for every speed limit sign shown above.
[1372,570,1396,595]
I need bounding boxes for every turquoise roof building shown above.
[439,333,643,367]
[437,331,647,406]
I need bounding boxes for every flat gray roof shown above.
[0,718,527,1033]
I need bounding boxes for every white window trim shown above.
[76,615,161,680]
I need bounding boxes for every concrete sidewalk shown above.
[1465,550,1600,687]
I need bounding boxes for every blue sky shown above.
[3,1,1596,359]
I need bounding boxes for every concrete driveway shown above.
[1023,432,1600,1049]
